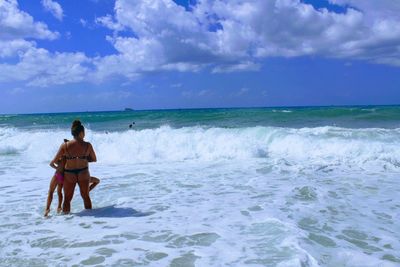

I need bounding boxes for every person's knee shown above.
[80,190,89,198]
[64,194,73,201]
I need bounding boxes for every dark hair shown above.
[71,120,84,138]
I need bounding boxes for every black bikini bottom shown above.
[64,167,88,174]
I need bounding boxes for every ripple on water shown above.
[248,205,263,211]
[145,252,168,261]
[170,252,199,267]
[69,240,111,248]
[120,233,140,240]
[0,223,22,230]
[111,259,136,266]
[140,230,177,243]
[308,233,336,248]
[298,217,319,232]
[382,254,400,263]
[30,236,68,248]
[337,229,383,253]
[242,221,315,266]
[167,232,220,248]
[80,255,105,266]
[328,190,340,199]
[95,247,117,257]
[0,258,48,266]
[79,222,92,229]
[293,186,318,201]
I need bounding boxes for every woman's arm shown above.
[49,143,65,169]
[87,143,97,162]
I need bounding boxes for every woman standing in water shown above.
[50,120,97,214]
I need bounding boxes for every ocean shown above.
[0,106,399,266]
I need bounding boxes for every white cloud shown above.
[170,83,182,88]
[96,0,400,73]
[0,0,58,40]
[41,0,63,21]
[198,89,211,96]
[329,0,400,19]
[0,39,34,57]
[0,46,91,86]
[0,0,90,87]
[1,0,400,87]
[95,14,123,31]
[212,62,261,73]
[79,18,87,27]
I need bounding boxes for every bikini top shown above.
[65,141,90,161]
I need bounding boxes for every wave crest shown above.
[0,126,399,172]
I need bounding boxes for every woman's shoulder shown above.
[58,142,67,153]
[60,141,68,148]
[84,141,93,150]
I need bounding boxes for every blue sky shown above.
[0,0,399,113]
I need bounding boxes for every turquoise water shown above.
[1,106,399,131]
[0,106,399,266]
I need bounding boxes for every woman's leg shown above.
[78,170,92,209]
[89,176,100,192]
[57,183,63,213]
[45,175,58,216]
[63,173,77,214]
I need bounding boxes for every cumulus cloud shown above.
[94,0,400,79]
[212,62,261,73]
[41,0,63,21]
[0,39,33,57]
[0,0,89,87]
[1,0,400,87]
[0,0,58,40]
[329,0,400,19]
[95,14,123,31]
[0,46,91,87]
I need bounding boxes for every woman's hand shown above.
[49,162,58,169]
[87,143,97,162]
[50,143,65,168]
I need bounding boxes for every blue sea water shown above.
[0,106,399,266]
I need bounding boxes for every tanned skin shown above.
[51,130,97,214]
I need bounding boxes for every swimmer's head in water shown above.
[71,120,85,139]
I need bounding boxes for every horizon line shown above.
[1,103,400,116]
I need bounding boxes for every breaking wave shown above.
[0,126,399,172]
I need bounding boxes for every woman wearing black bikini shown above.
[51,120,97,214]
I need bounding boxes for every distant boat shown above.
[124,108,134,111]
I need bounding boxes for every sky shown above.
[0,0,400,114]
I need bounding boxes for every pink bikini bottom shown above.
[55,172,64,184]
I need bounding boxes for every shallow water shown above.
[0,108,400,266]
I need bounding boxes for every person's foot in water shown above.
[44,208,50,217]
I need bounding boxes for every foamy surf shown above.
[1,125,399,171]
[0,108,400,266]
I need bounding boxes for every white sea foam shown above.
[272,109,293,113]
[0,125,399,266]
[0,125,399,171]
